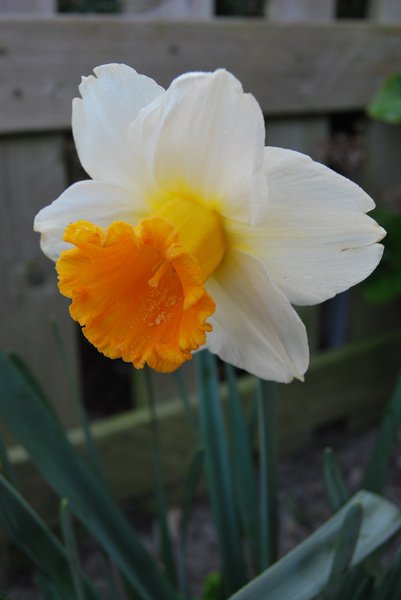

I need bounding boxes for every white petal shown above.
[34,180,147,261]
[129,69,267,222]
[230,147,385,306]
[72,63,164,189]
[206,251,308,383]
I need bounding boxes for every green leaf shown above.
[177,447,204,600]
[257,380,278,568]
[9,353,60,423]
[324,503,363,600]
[372,543,401,600]
[0,473,100,600]
[50,318,105,483]
[0,352,176,600]
[0,431,17,489]
[36,570,65,600]
[174,368,198,437]
[225,365,260,573]
[334,564,374,600]
[363,367,401,493]
[363,211,401,305]
[322,447,350,511]
[228,491,401,600]
[144,367,177,587]
[368,73,401,124]
[196,351,246,594]
[60,499,88,600]
[200,572,223,600]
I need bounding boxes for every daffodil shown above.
[34,64,385,382]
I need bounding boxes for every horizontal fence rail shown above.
[0,18,401,134]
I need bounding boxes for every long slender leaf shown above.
[0,473,100,600]
[177,447,204,600]
[225,364,260,574]
[50,318,105,484]
[257,380,278,568]
[35,572,63,600]
[60,499,88,600]
[364,368,401,492]
[9,353,60,423]
[372,543,401,600]
[196,351,246,594]
[0,432,17,489]
[323,447,350,511]
[324,503,363,600]
[228,491,401,600]
[0,352,176,600]
[144,367,177,586]
[334,564,373,600]
[174,369,198,438]
[352,578,374,600]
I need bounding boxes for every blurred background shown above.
[0,0,401,588]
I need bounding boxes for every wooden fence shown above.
[1,0,401,519]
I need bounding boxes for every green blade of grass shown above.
[257,380,278,568]
[35,573,63,600]
[0,431,17,489]
[196,351,246,594]
[144,367,177,587]
[174,369,198,438]
[60,499,88,600]
[372,543,401,600]
[0,473,100,600]
[324,502,363,600]
[50,318,105,485]
[0,352,176,600]
[323,447,350,512]
[177,447,204,600]
[363,368,401,493]
[229,491,401,600]
[225,364,260,574]
[9,353,60,423]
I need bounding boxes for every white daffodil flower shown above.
[34,64,385,382]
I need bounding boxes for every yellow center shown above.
[56,197,226,372]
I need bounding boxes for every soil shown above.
[1,423,400,599]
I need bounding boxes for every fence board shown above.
[0,2,80,431]
[0,19,401,134]
[360,0,401,206]
[123,0,212,17]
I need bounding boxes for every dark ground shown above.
[1,422,400,599]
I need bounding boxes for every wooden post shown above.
[0,1,80,429]
[264,0,336,352]
[348,0,401,343]
[360,0,401,208]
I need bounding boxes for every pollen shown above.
[56,216,218,372]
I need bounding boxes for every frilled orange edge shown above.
[56,218,215,372]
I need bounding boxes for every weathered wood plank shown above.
[0,1,80,433]
[0,19,401,133]
[360,0,401,208]
[4,330,401,528]
[0,137,80,431]
[0,0,56,12]
[123,0,212,17]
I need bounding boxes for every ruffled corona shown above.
[57,200,225,372]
